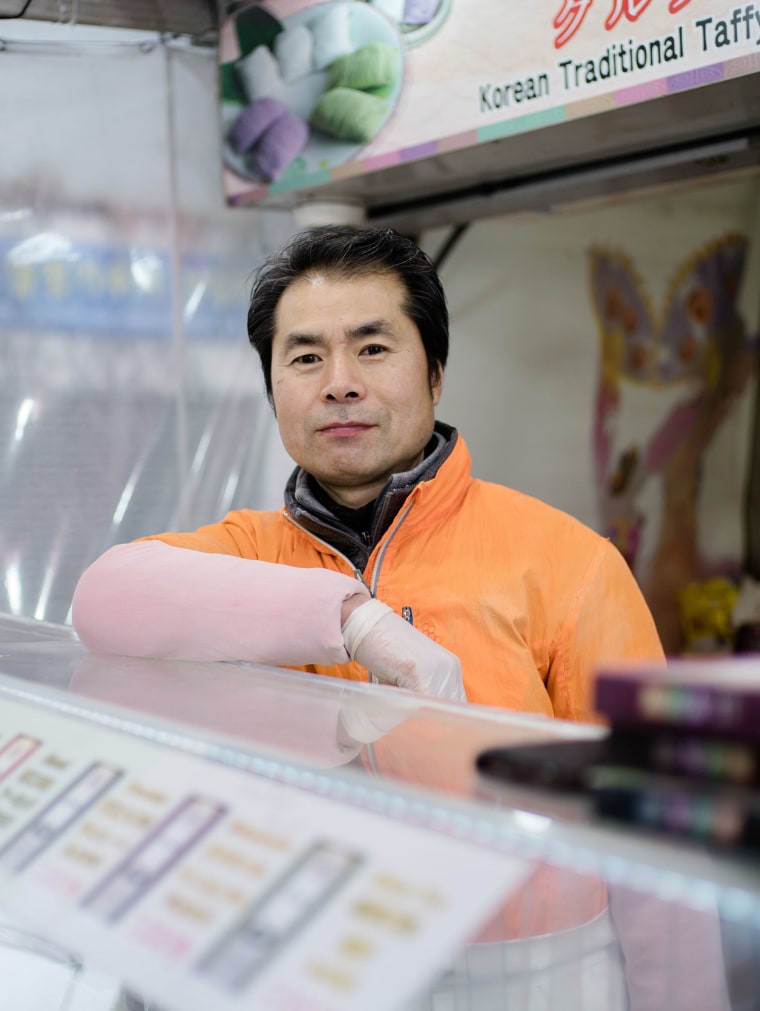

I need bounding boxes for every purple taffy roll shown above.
[404,0,439,24]
[228,97,289,155]
[249,110,309,182]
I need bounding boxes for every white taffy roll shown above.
[273,24,314,82]
[342,599,466,702]
[235,45,283,102]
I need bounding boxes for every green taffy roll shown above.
[311,87,389,143]
[328,42,400,91]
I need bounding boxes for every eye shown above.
[291,353,321,365]
[360,344,387,356]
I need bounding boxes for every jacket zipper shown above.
[282,511,368,590]
[368,500,415,597]
[284,500,417,682]
[367,501,417,682]
[283,498,416,597]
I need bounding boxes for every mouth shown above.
[318,421,374,436]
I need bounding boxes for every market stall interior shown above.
[1,1,760,1009]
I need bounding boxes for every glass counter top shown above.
[0,616,758,1011]
[0,620,757,907]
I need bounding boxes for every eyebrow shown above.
[279,318,395,355]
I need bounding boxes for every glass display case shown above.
[0,615,758,1011]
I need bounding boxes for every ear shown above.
[430,363,443,405]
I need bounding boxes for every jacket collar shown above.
[284,421,460,571]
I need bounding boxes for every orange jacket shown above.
[142,435,663,720]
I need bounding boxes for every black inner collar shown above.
[309,478,376,542]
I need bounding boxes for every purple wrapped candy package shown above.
[403,0,439,24]
[228,97,289,155]
[249,111,310,182]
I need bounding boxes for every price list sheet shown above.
[0,690,530,1011]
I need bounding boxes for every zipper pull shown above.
[401,606,414,625]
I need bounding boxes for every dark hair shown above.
[247,225,449,400]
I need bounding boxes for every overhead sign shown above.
[218,1,760,206]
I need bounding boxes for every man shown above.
[73,225,663,718]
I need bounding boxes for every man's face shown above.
[271,270,442,509]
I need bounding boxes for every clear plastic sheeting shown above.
[0,24,297,624]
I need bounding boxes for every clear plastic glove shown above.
[342,599,466,702]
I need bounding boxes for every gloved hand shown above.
[342,599,466,702]
[337,690,419,748]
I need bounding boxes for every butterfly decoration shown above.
[587,233,755,651]
[590,233,746,389]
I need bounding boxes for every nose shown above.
[320,353,366,402]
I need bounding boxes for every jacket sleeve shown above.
[71,540,368,664]
[546,538,665,722]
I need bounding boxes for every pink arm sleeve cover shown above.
[72,541,368,664]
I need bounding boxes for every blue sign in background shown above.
[0,236,252,342]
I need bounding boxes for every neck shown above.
[314,480,384,510]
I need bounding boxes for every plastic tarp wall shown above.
[0,22,297,625]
